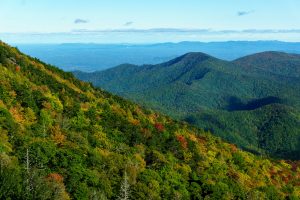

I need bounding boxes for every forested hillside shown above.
[1,41,300,199]
[74,52,300,160]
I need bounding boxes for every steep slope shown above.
[74,53,237,109]
[1,42,300,199]
[74,52,217,92]
[74,52,300,159]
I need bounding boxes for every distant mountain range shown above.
[74,51,300,159]
[16,41,300,71]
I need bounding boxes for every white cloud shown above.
[74,19,89,24]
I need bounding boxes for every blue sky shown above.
[0,0,300,43]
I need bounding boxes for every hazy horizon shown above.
[6,40,300,46]
[14,41,300,72]
[2,31,300,44]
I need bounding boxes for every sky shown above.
[0,0,300,43]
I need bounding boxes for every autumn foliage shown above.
[154,123,164,132]
[176,135,188,149]
[46,173,64,183]
[229,144,238,153]
[15,65,20,72]
[0,42,300,199]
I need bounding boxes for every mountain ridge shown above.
[1,40,300,199]
[74,51,300,159]
[233,51,300,78]
[16,41,300,71]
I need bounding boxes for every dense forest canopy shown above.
[74,51,300,160]
[0,41,300,199]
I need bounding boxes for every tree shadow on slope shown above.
[226,96,283,111]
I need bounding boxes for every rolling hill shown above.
[74,51,300,159]
[1,41,300,199]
